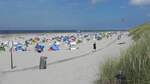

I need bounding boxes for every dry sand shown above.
[0,32,132,84]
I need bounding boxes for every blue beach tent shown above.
[15,43,26,51]
[50,44,59,51]
[35,43,44,53]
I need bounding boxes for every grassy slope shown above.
[129,23,150,40]
[96,23,150,84]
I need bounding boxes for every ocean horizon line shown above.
[0,29,128,34]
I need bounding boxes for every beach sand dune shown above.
[0,32,132,84]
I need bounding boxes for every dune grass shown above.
[129,23,150,41]
[96,23,150,84]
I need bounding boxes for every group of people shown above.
[0,31,125,53]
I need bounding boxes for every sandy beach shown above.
[0,31,132,84]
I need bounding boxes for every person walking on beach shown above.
[93,42,96,52]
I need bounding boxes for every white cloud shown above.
[91,0,103,5]
[130,0,150,5]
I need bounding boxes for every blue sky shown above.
[0,0,150,30]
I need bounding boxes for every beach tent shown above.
[45,38,51,44]
[49,44,60,51]
[69,41,78,50]
[35,43,44,53]
[63,36,69,44]
[55,36,61,42]
[13,42,18,45]
[28,38,32,44]
[76,39,82,44]
[2,41,9,47]
[70,36,76,41]
[95,33,102,40]
[55,41,60,45]
[0,45,5,51]
[60,36,65,42]
[60,36,69,45]
[15,43,26,51]
[31,37,40,44]
[34,37,40,41]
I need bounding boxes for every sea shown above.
[0,28,128,34]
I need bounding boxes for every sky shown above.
[0,0,150,30]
